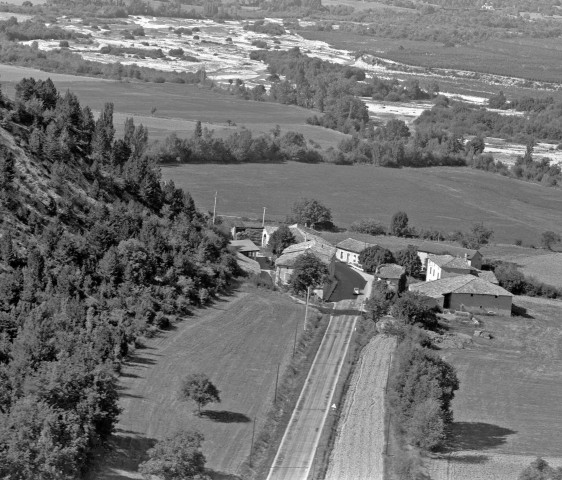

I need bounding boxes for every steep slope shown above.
[0,79,240,479]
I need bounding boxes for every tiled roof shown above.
[336,238,376,254]
[410,275,512,298]
[276,240,336,267]
[428,254,471,270]
[376,263,405,279]
[229,239,260,252]
[417,241,479,259]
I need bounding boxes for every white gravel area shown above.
[325,335,396,480]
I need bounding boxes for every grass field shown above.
[161,162,562,245]
[0,67,348,145]
[426,296,562,479]
[94,285,307,480]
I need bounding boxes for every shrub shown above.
[59,40,69,47]
[350,219,387,235]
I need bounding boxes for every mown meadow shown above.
[162,162,562,245]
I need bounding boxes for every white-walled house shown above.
[335,238,376,269]
[426,255,472,281]
[416,242,482,271]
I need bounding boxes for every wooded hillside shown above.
[0,79,239,478]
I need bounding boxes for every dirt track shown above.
[325,335,396,480]
[266,300,358,480]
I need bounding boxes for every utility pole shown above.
[274,363,280,403]
[293,309,299,357]
[250,416,256,467]
[212,191,217,225]
[304,286,310,331]
[262,207,266,227]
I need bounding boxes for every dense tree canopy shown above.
[291,198,332,229]
[270,225,296,254]
[358,246,395,274]
[289,252,329,295]
[139,430,207,480]
[0,77,240,477]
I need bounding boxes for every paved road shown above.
[330,262,367,302]
[266,299,359,480]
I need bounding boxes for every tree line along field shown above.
[426,295,562,479]
[161,162,562,245]
[92,285,308,480]
[0,69,348,146]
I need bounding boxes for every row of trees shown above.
[364,283,458,450]
[0,78,240,477]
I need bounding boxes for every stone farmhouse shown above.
[275,240,336,299]
[335,238,377,269]
[417,241,483,270]
[409,275,512,316]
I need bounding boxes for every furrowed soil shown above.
[426,296,562,479]
[325,335,396,480]
[162,162,562,245]
[92,285,306,480]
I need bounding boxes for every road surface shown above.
[325,335,396,480]
[330,262,367,302]
[266,299,359,480]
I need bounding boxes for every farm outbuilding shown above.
[409,274,512,316]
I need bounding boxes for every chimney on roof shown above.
[464,253,468,259]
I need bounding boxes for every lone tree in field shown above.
[358,246,395,274]
[179,374,220,415]
[390,211,409,237]
[290,252,328,295]
[139,430,206,480]
[291,198,332,229]
[541,231,561,251]
[270,225,296,254]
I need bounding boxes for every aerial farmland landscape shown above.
[0,0,562,479]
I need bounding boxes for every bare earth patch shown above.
[325,335,396,480]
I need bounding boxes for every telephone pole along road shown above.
[266,299,359,480]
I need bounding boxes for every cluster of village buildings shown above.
[229,221,513,316]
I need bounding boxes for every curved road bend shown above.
[266,299,360,480]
